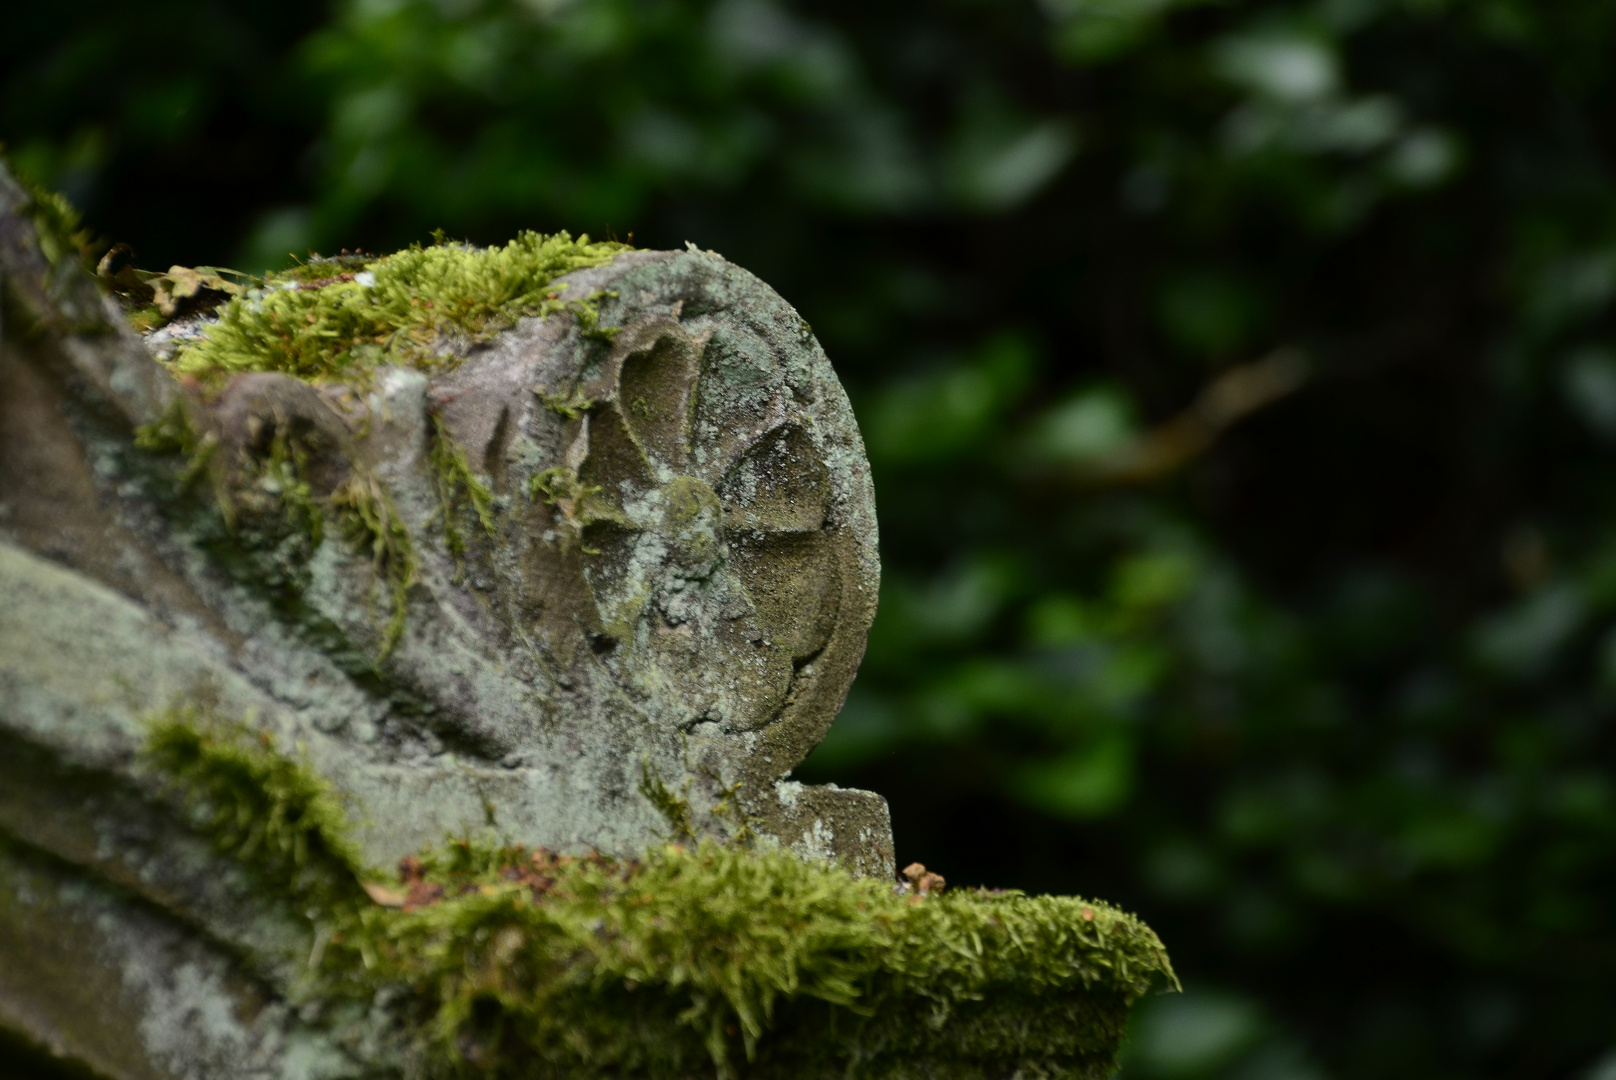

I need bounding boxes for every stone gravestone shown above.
[0,162,1172,1080]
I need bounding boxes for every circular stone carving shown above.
[572,320,844,733]
[435,251,879,781]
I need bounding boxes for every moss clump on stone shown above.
[164,230,628,383]
[18,180,93,275]
[133,397,228,507]
[143,712,1176,1080]
[252,421,327,548]
[429,414,497,560]
[329,471,419,657]
[135,394,418,655]
[132,396,202,458]
[638,758,700,842]
[146,708,370,912]
[123,232,628,655]
[534,383,597,419]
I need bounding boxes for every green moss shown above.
[145,708,370,911]
[534,384,597,419]
[255,424,326,550]
[132,399,238,528]
[329,471,418,658]
[123,304,168,334]
[529,465,617,518]
[12,171,93,274]
[133,397,200,457]
[135,396,429,658]
[163,231,628,384]
[142,711,1176,1080]
[530,464,627,556]
[570,289,622,342]
[709,774,758,848]
[638,759,698,843]
[123,232,627,655]
[429,415,496,560]
[271,252,373,285]
[1,157,102,338]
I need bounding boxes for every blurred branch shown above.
[1051,347,1310,487]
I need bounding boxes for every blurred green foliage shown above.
[6,0,1616,1077]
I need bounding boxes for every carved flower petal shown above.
[578,404,656,508]
[717,423,831,535]
[727,529,839,665]
[613,320,700,474]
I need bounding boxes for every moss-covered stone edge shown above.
[121,231,634,658]
[153,230,630,385]
[144,709,1177,1079]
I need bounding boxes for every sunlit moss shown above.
[143,712,1176,1080]
[164,231,628,383]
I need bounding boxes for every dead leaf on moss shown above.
[147,264,249,318]
[97,243,153,299]
[363,881,408,908]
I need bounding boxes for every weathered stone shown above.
[0,162,1173,1080]
[0,153,892,1067]
[1,176,889,875]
